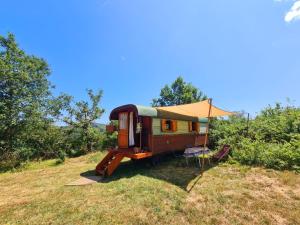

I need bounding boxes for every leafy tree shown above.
[0,33,108,170]
[0,33,73,170]
[152,76,207,106]
[0,33,58,164]
[64,89,105,153]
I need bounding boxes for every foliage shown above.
[0,33,113,171]
[102,131,118,149]
[231,139,300,170]
[152,76,207,106]
[63,89,105,153]
[0,33,68,170]
[210,103,300,171]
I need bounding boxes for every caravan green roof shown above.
[109,104,208,122]
[135,105,158,117]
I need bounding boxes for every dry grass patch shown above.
[0,152,299,225]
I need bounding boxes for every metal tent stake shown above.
[201,98,212,175]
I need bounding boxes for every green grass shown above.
[0,151,299,225]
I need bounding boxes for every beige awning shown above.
[156,99,234,118]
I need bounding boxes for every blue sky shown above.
[1,0,299,123]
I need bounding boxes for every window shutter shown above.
[161,119,166,132]
[196,122,200,133]
[188,121,192,132]
[172,120,177,132]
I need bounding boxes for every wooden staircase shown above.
[95,149,152,177]
[95,151,125,176]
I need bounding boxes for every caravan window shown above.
[161,119,177,132]
[165,120,172,131]
[119,113,128,129]
[192,122,198,132]
[189,121,199,133]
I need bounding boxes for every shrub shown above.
[0,151,20,171]
[102,131,118,149]
[210,103,300,171]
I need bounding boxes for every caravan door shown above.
[118,112,128,148]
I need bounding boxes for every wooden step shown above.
[95,151,117,171]
[95,151,125,176]
[107,154,124,176]
[95,149,152,177]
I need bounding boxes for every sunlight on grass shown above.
[0,152,299,225]
[22,159,62,170]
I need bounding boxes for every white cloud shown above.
[285,0,300,22]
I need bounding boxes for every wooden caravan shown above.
[96,100,233,176]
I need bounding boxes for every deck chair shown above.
[212,145,231,162]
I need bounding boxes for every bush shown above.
[231,139,300,170]
[102,131,118,149]
[0,151,20,171]
[210,103,300,171]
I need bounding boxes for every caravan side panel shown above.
[152,119,189,135]
[151,118,207,155]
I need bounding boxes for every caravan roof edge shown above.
[109,104,208,122]
[109,104,158,120]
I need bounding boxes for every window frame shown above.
[161,119,177,132]
[189,121,200,133]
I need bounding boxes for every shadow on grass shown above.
[80,154,217,191]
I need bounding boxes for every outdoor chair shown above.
[212,145,231,162]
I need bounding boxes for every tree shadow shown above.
[80,154,217,191]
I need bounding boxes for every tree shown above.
[0,33,55,161]
[64,89,105,153]
[0,33,72,170]
[151,76,207,106]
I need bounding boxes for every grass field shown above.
[0,151,299,225]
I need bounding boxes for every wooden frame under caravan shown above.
[96,100,233,176]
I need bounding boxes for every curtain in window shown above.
[129,112,135,146]
[119,113,128,129]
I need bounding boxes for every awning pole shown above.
[201,98,212,175]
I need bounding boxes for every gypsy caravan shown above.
[96,100,233,176]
